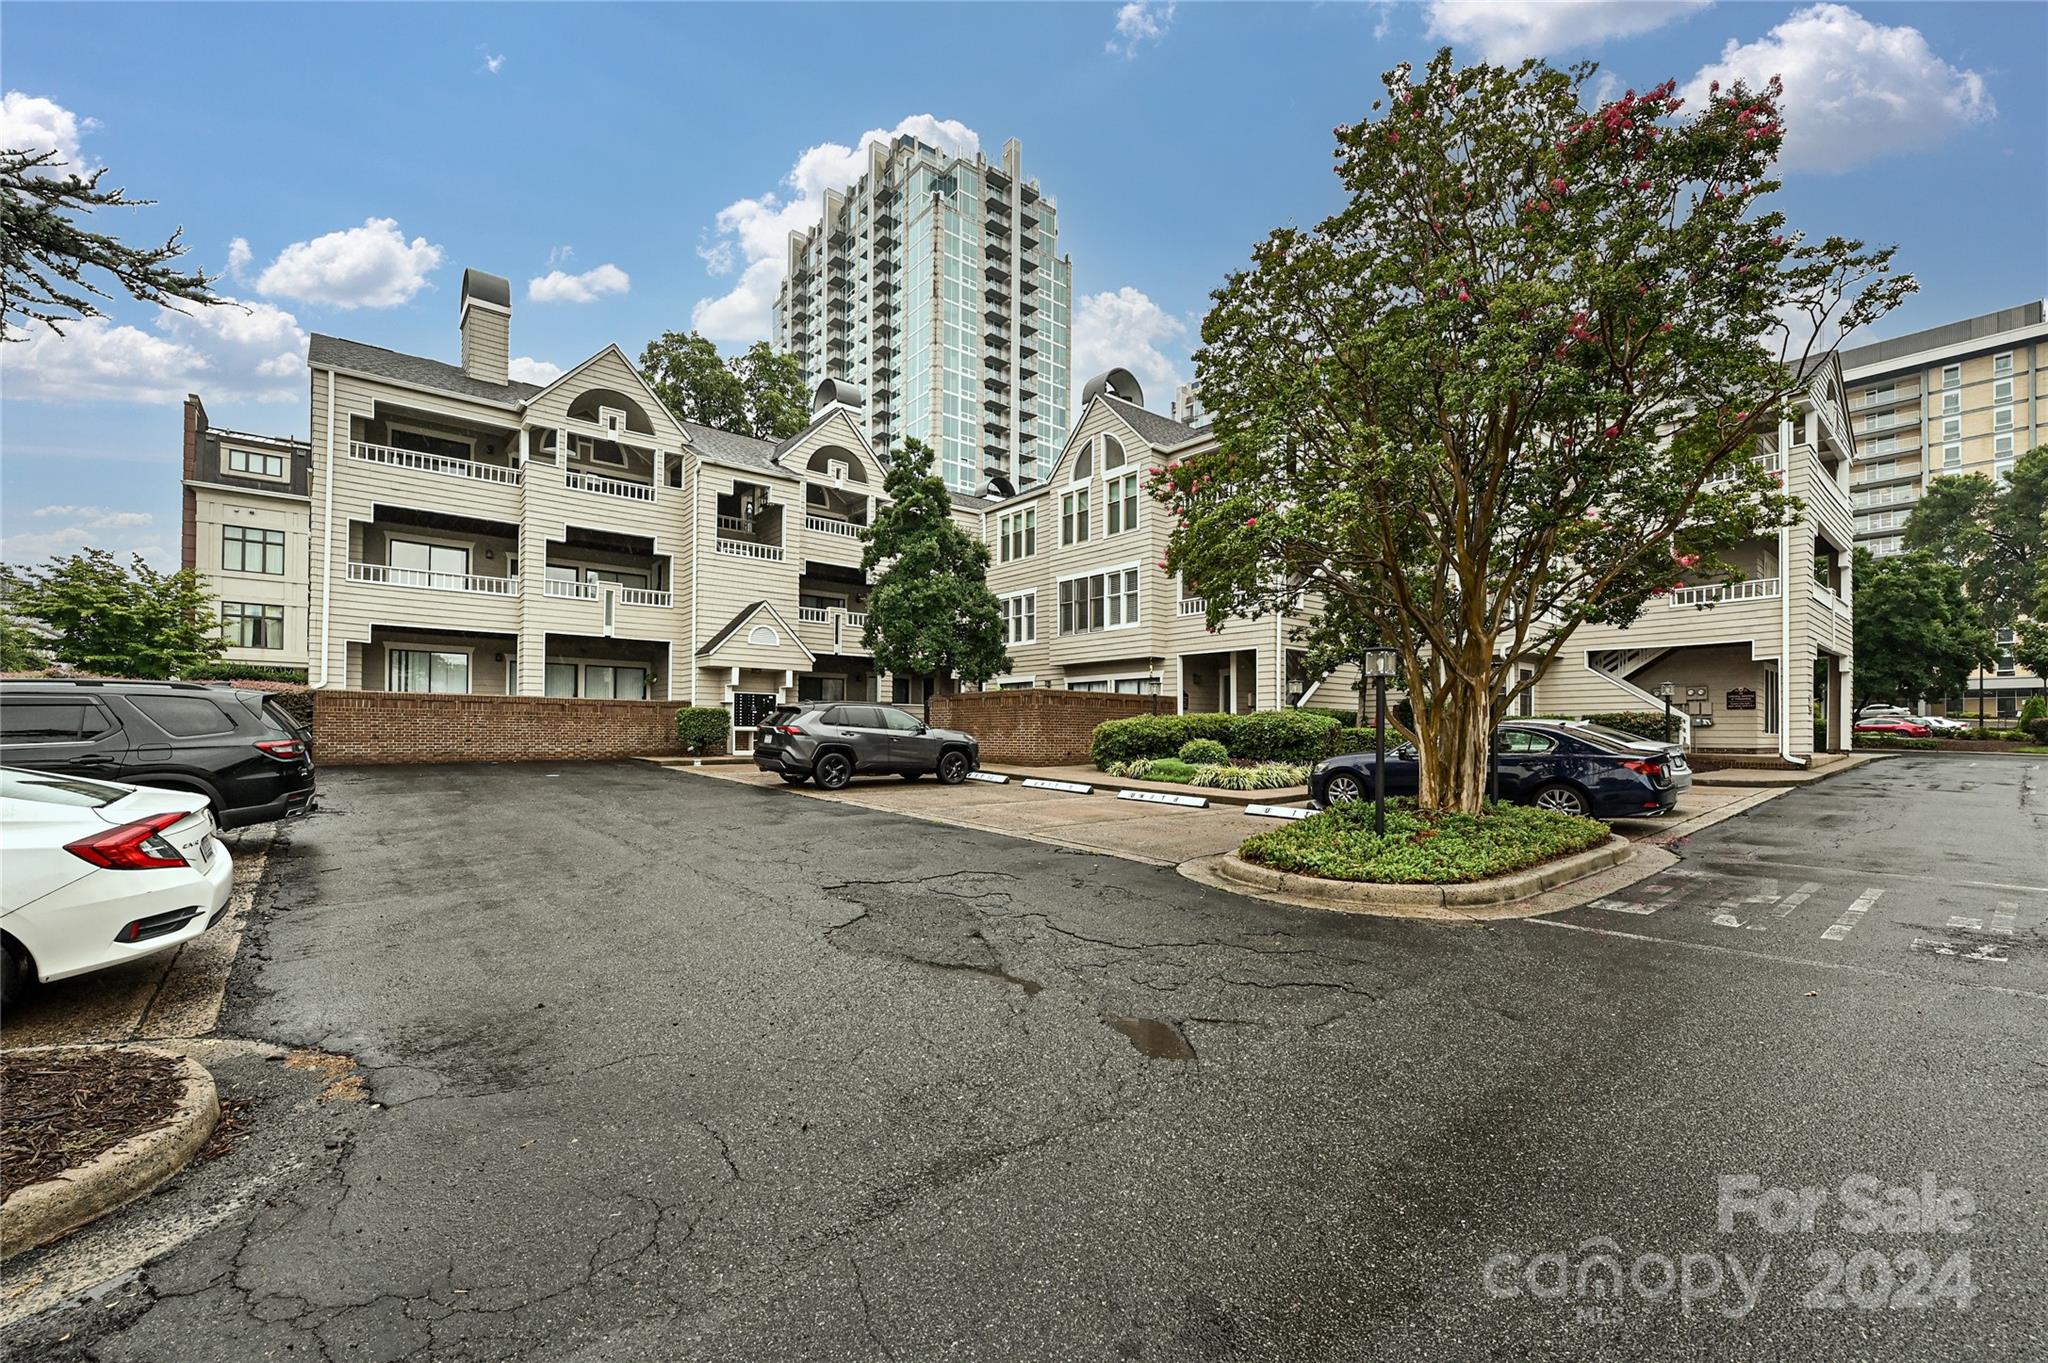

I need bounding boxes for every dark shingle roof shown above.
[677,421,781,472]
[697,601,771,656]
[1101,394,1201,448]
[308,335,543,406]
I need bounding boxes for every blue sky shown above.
[4,1,2043,565]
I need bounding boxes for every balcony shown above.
[805,513,865,540]
[1177,598,1209,617]
[1666,579,1780,608]
[348,562,518,596]
[716,539,786,563]
[350,441,520,486]
[621,588,672,608]
[545,578,598,601]
[565,469,655,502]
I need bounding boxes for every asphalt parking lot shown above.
[3,754,2042,1362]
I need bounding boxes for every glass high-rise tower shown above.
[773,136,1072,494]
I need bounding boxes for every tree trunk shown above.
[1414,671,1495,813]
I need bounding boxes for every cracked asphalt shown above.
[4,755,2042,1361]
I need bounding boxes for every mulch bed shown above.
[1,1049,186,1199]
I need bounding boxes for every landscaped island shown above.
[1239,800,1611,885]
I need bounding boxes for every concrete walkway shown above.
[1689,752,1885,786]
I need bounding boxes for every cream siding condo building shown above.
[1528,357,1861,762]
[772,135,1073,496]
[181,396,313,671]
[1840,300,2046,717]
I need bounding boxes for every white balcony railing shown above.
[545,578,599,600]
[566,469,656,502]
[797,606,830,623]
[806,514,865,539]
[844,610,867,629]
[715,538,785,563]
[1667,579,1781,608]
[1813,585,1853,621]
[348,562,519,596]
[717,514,751,534]
[619,588,672,608]
[350,441,521,486]
[1177,598,1208,617]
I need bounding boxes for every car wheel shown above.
[814,752,854,791]
[0,940,29,1010]
[1531,783,1591,818]
[936,750,969,785]
[1325,773,1364,804]
[779,773,809,786]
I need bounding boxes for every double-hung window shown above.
[1057,568,1138,635]
[1940,390,1960,416]
[1061,488,1090,546]
[222,525,286,574]
[1105,473,1139,535]
[1002,592,1036,645]
[221,602,285,649]
[1000,509,1036,562]
[1993,405,2015,432]
[1941,364,1961,389]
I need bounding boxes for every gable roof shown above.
[678,421,782,473]
[696,601,816,661]
[309,334,545,406]
[518,343,688,444]
[1100,394,1202,448]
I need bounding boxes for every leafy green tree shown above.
[860,439,1009,718]
[2,149,218,340]
[2016,581,2048,684]
[2,549,223,677]
[638,331,811,440]
[1162,51,1912,811]
[1,607,51,671]
[1850,549,1993,708]
[1903,446,2046,635]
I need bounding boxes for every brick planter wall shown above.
[928,690,1159,766]
[313,691,708,766]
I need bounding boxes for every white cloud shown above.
[1107,2,1178,59]
[527,263,630,304]
[1071,287,1190,413]
[483,53,506,76]
[1,522,171,566]
[6,296,308,406]
[0,90,97,170]
[1423,1,1709,64]
[507,355,564,385]
[31,505,154,528]
[1683,4,1994,172]
[226,237,253,284]
[547,244,575,268]
[690,114,980,345]
[254,217,443,308]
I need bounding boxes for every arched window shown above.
[1102,435,1126,471]
[1072,439,1093,481]
[748,625,780,647]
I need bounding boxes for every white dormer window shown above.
[1072,439,1093,481]
[828,459,849,486]
[599,406,626,437]
[1102,435,1126,471]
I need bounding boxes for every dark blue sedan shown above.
[1308,720,1692,819]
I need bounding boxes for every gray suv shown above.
[753,704,979,789]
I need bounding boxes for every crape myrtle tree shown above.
[860,439,1010,718]
[1159,51,1914,812]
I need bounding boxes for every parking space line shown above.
[1911,938,2009,964]
[1821,888,1884,942]
[1713,877,1782,930]
[1771,882,1823,924]
[1946,915,1984,931]
[1992,902,2018,937]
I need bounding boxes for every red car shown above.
[1854,718,1932,739]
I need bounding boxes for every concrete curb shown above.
[1,1046,219,1260]
[978,765,1307,808]
[1202,834,1638,918]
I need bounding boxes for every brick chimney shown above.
[459,269,511,386]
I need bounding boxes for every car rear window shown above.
[1569,722,1669,751]
[132,695,240,737]
[759,707,800,729]
[0,698,117,742]
[261,697,309,737]
[831,706,885,728]
[0,768,125,807]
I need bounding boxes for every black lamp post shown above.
[1658,680,1677,746]
[1361,647,1399,837]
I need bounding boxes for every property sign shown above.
[1021,778,1094,794]
[1726,688,1757,711]
[1116,789,1208,809]
[1245,804,1315,820]
[964,771,1010,784]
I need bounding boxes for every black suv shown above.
[0,680,316,828]
[753,703,979,789]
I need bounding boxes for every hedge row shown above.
[180,663,310,684]
[1532,711,1677,742]
[1091,709,1341,767]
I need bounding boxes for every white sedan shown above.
[1,767,234,1005]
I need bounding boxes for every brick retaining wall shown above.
[928,689,1158,766]
[313,690,706,765]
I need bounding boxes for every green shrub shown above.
[1190,762,1307,790]
[1853,733,1938,750]
[1231,709,1341,763]
[179,662,310,683]
[1178,737,1229,765]
[1137,757,1200,783]
[1240,799,1609,884]
[2003,727,2030,742]
[268,691,314,730]
[2019,694,2048,727]
[1321,725,1396,758]
[1814,722,1828,751]
[674,706,730,756]
[2026,717,2048,744]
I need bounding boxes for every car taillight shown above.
[66,811,191,870]
[774,725,806,736]
[1620,759,1665,779]
[256,738,305,759]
